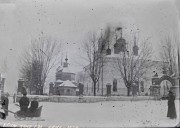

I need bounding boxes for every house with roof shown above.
[57,80,77,96]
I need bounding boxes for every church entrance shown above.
[151,75,175,97]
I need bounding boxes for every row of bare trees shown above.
[19,36,62,95]
[19,29,179,96]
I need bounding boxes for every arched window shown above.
[113,79,117,92]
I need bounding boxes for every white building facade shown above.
[80,56,171,96]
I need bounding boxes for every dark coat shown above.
[21,87,27,95]
[29,100,39,112]
[19,96,30,112]
[167,92,177,119]
[1,96,9,116]
[1,96,9,108]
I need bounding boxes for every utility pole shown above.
[100,28,104,96]
[101,56,104,96]
[178,47,180,87]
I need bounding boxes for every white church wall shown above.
[79,55,167,96]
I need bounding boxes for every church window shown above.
[113,79,117,92]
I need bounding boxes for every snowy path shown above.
[0,100,179,127]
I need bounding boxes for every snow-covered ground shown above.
[0,98,179,128]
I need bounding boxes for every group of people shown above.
[0,87,39,117]
[17,89,39,117]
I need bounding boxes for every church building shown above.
[49,56,77,96]
[78,27,172,96]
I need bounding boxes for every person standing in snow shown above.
[167,90,177,119]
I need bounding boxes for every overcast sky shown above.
[0,0,179,93]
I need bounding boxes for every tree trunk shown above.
[93,81,96,96]
[127,87,131,96]
[36,88,39,95]
[40,87,43,95]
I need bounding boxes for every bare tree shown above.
[159,35,178,76]
[19,36,62,95]
[114,35,153,96]
[82,32,102,96]
[82,25,112,96]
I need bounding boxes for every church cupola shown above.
[98,37,106,51]
[114,27,126,54]
[98,30,106,53]
[63,55,68,68]
[106,41,111,55]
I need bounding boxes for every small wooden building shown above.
[57,80,77,96]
